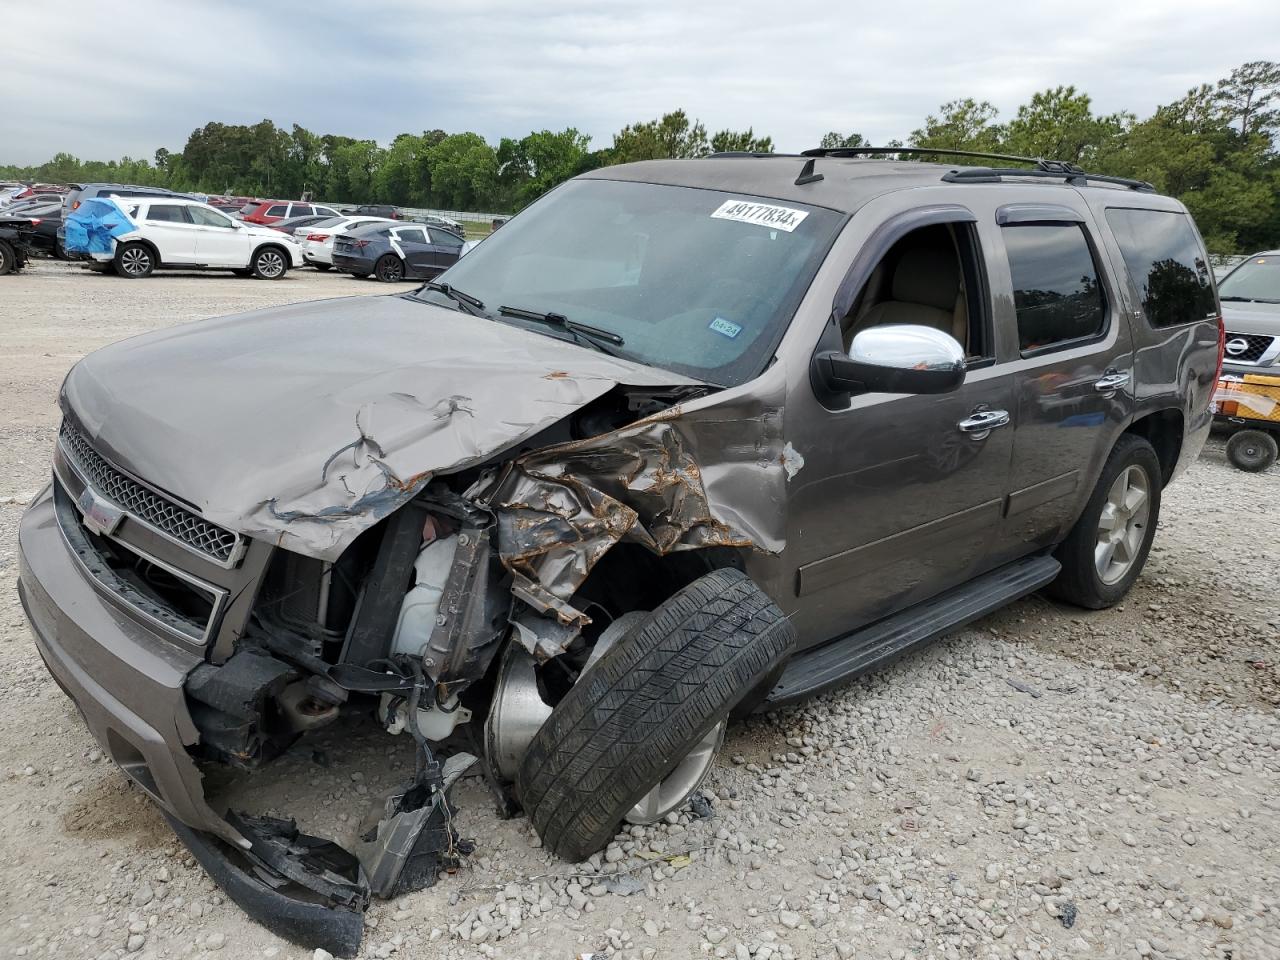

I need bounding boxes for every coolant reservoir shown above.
[391,534,458,659]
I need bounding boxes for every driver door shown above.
[782,212,1018,646]
[188,205,249,266]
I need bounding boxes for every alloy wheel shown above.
[1094,464,1151,585]
[121,247,150,275]
[256,250,285,278]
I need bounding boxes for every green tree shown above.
[1000,86,1128,163]
[611,109,709,162]
[497,128,591,209]
[910,99,1002,152]
[818,132,867,149]
[1215,60,1280,138]
[709,128,773,153]
[426,133,498,209]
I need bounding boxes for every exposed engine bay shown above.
[179,381,770,953]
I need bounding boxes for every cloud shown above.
[3,0,1277,165]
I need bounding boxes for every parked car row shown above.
[3,180,483,280]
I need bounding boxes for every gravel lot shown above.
[1,259,1278,960]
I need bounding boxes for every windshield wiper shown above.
[415,281,487,316]
[497,305,627,356]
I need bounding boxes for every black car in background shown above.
[331,220,464,281]
[270,213,340,235]
[8,200,62,255]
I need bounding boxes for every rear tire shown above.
[1226,429,1278,472]
[516,568,796,862]
[1047,434,1162,609]
[250,246,288,280]
[374,254,404,282]
[0,240,14,276]
[114,241,154,278]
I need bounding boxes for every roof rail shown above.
[801,146,1044,165]
[940,167,1155,193]
[799,146,1156,193]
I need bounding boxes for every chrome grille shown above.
[59,422,240,564]
[1224,332,1275,364]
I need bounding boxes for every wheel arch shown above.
[119,236,162,266]
[251,241,291,266]
[1124,407,1183,486]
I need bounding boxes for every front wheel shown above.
[250,246,288,280]
[1226,429,1278,472]
[516,568,796,862]
[1047,434,1162,609]
[374,254,404,282]
[0,239,14,276]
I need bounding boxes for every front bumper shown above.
[17,484,240,843]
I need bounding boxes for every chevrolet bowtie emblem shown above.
[77,487,125,537]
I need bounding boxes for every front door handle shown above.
[957,409,1011,439]
[1093,371,1131,394]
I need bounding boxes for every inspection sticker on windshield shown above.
[711,200,808,232]
[709,316,742,338]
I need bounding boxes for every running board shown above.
[760,554,1060,711]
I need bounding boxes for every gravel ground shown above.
[1,259,1277,960]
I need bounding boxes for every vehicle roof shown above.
[344,220,397,235]
[580,156,1174,214]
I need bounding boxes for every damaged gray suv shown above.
[18,148,1222,956]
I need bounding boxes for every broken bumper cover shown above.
[19,485,469,957]
[17,484,237,843]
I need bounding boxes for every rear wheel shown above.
[1047,434,1162,609]
[1226,429,1278,472]
[250,246,288,280]
[516,568,796,862]
[0,240,14,276]
[374,254,404,282]
[114,241,154,278]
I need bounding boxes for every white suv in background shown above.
[294,215,394,269]
[99,198,303,279]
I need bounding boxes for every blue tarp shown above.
[63,197,135,255]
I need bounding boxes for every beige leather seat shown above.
[851,244,967,344]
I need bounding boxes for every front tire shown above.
[374,254,404,282]
[1226,429,1277,472]
[114,241,154,278]
[250,246,288,280]
[516,568,796,862]
[1047,434,1162,609]
[0,239,14,276]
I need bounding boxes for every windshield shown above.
[1219,255,1280,303]
[427,178,844,385]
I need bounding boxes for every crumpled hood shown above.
[62,294,696,560]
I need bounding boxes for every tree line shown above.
[2,60,1276,253]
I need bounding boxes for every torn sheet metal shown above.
[481,386,788,636]
[63,197,134,255]
[1215,375,1280,421]
[60,295,698,561]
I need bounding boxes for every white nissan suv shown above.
[99,197,303,279]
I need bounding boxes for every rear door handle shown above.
[957,409,1011,439]
[1093,371,1131,394]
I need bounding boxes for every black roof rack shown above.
[798,146,1155,193]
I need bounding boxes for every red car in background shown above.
[241,199,341,225]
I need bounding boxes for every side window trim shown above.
[996,203,1085,225]
[1001,220,1112,359]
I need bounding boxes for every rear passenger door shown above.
[392,227,433,276]
[990,204,1134,562]
[141,203,199,262]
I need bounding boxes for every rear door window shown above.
[1002,224,1107,354]
[1104,208,1216,327]
[146,204,192,224]
[290,204,314,217]
[396,227,427,244]
[266,204,288,217]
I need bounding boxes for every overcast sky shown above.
[3,0,1278,166]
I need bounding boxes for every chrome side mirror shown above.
[815,324,966,397]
